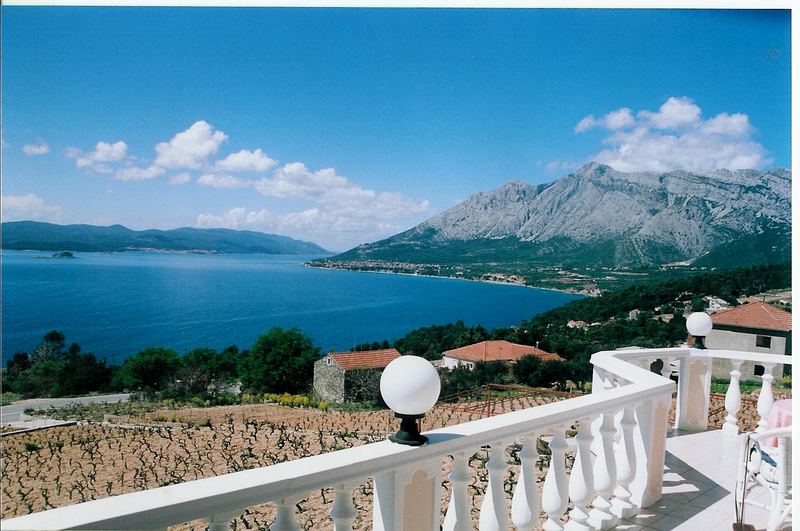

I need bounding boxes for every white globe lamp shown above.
[380,355,441,446]
[686,312,713,349]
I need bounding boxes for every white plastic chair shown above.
[735,427,792,531]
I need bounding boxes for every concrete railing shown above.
[2,346,790,530]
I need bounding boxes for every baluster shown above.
[331,482,358,531]
[722,360,744,434]
[443,452,472,531]
[612,405,637,518]
[511,434,541,531]
[660,358,673,379]
[566,418,593,530]
[207,511,241,531]
[756,363,776,433]
[541,427,568,531]
[589,410,619,530]
[271,497,301,531]
[479,441,510,531]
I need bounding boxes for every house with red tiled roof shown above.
[441,340,562,370]
[702,301,792,379]
[313,348,400,403]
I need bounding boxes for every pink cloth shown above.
[765,399,792,447]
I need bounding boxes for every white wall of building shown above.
[707,328,787,380]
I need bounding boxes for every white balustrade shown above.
[479,441,510,531]
[756,363,776,433]
[442,453,472,531]
[511,434,540,531]
[589,409,619,530]
[330,482,359,531]
[722,359,744,434]
[612,405,637,518]
[206,511,241,531]
[4,346,791,531]
[660,357,673,379]
[272,497,301,531]
[541,426,569,531]
[565,419,594,530]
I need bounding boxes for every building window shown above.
[326,357,332,366]
[755,335,772,348]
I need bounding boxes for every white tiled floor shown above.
[618,429,790,530]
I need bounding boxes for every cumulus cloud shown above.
[214,148,276,173]
[197,173,247,189]
[574,108,634,133]
[155,120,227,170]
[1,193,63,222]
[70,141,128,169]
[575,97,770,173]
[114,165,166,181]
[22,142,50,156]
[168,173,192,185]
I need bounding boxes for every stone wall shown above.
[313,357,345,403]
[707,328,788,380]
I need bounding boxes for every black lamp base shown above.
[389,413,428,446]
[694,336,706,349]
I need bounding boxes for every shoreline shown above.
[305,263,588,296]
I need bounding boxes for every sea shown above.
[1,250,582,365]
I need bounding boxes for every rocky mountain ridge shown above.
[335,162,791,268]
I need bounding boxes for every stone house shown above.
[699,301,792,380]
[313,348,401,403]
[441,340,562,369]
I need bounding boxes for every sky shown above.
[1,8,792,251]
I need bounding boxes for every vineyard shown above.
[1,392,573,529]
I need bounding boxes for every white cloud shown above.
[638,97,701,129]
[575,97,770,173]
[155,120,227,170]
[214,148,276,173]
[1,193,63,222]
[197,173,247,189]
[71,141,128,168]
[168,173,192,185]
[114,165,166,181]
[22,142,50,156]
[574,107,634,133]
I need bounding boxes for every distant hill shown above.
[1,221,330,255]
[329,162,791,269]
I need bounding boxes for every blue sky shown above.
[1,8,791,251]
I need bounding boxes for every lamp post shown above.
[380,355,441,446]
[686,311,713,349]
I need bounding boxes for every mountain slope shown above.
[1,221,330,255]
[332,162,791,269]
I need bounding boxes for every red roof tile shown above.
[327,348,401,370]
[711,301,792,332]
[443,340,562,363]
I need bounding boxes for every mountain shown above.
[330,162,791,269]
[1,221,330,255]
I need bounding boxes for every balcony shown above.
[1,344,791,530]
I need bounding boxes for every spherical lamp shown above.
[380,355,441,446]
[686,312,713,349]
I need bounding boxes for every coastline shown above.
[304,262,589,296]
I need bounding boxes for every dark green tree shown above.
[239,328,320,394]
[116,347,181,393]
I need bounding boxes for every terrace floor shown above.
[618,428,786,531]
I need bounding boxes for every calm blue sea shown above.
[1,251,581,364]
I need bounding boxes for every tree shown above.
[57,346,113,396]
[31,330,66,363]
[116,347,181,393]
[512,355,543,387]
[239,328,320,394]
